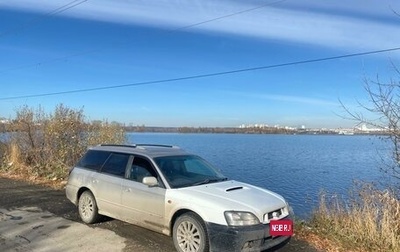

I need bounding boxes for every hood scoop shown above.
[226,186,243,192]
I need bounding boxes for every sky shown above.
[1,0,400,128]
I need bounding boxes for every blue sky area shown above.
[1,0,400,128]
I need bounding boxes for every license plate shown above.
[269,219,293,236]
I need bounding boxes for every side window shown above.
[101,153,130,177]
[129,156,157,183]
[77,150,110,171]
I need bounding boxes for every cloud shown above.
[2,0,400,52]
[231,91,339,106]
[264,94,339,106]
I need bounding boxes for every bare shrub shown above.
[3,104,126,179]
[0,141,9,171]
[86,120,126,146]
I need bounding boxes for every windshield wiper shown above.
[192,177,228,186]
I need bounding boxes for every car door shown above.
[120,156,167,233]
[92,152,131,219]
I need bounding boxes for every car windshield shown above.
[154,155,227,188]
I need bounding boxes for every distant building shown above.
[356,124,384,132]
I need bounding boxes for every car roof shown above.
[89,144,189,158]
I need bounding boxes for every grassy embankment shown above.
[1,104,399,252]
[296,183,400,252]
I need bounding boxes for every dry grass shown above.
[306,183,400,252]
[0,172,66,190]
[295,222,364,252]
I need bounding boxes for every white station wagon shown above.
[66,144,292,252]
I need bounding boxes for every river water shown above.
[128,133,392,217]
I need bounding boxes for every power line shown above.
[172,0,285,32]
[47,0,88,15]
[0,0,284,74]
[0,49,98,74]
[0,0,89,38]
[1,46,399,101]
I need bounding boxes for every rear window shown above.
[77,150,111,171]
[101,153,130,177]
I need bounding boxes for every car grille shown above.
[264,208,283,222]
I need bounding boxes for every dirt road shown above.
[0,176,320,252]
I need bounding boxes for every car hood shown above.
[170,180,288,223]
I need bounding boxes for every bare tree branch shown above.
[342,69,400,186]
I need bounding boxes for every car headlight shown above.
[224,211,260,226]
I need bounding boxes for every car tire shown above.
[173,212,209,252]
[78,190,100,224]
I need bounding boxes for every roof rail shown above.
[135,144,180,149]
[99,144,179,149]
[99,144,136,148]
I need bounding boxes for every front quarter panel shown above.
[165,189,227,227]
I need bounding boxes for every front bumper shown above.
[206,219,291,252]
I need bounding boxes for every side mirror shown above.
[142,176,158,187]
